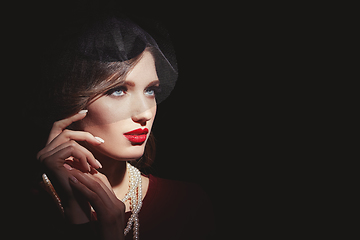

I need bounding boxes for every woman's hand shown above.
[37,111,126,239]
[37,110,103,172]
[67,166,126,240]
[36,110,104,224]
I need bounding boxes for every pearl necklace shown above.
[122,162,143,239]
[41,162,143,240]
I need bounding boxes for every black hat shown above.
[66,15,178,104]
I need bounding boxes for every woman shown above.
[30,15,213,240]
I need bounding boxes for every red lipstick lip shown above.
[124,128,149,135]
[123,128,149,144]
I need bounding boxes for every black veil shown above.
[57,13,178,104]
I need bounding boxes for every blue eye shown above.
[112,89,125,96]
[145,89,155,96]
[145,86,161,97]
[106,86,127,97]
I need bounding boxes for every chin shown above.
[94,140,147,161]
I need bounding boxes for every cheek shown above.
[83,98,130,127]
[81,118,134,160]
[77,100,156,160]
[77,98,130,144]
[84,120,143,160]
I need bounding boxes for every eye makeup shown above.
[105,80,161,98]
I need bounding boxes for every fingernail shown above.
[69,175,78,184]
[94,136,105,143]
[64,163,73,171]
[78,109,88,114]
[95,160,103,169]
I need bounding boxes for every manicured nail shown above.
[94,136,105,143]
[78,109,88,114]
[69,175,78,184]
[64,163,73,171]
[95,160,103,169]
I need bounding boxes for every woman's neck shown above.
[84,144,149,210]
[89,146,130,199]
[98,157,127,188]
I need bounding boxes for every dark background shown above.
[8,0,346,239]
[22,6,231,188]
[11,1,235,239]
[10,0,341,238]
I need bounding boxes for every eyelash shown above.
[105,85,161,97]
[106,86,127,97]
[145,86,162,96]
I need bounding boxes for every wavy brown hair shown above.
[44,47,156,172]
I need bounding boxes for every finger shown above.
[39,141,91,171]
[68,176,110,220]
[84,170,116,200]
[41,144,93,172]
[66,155,101,173]
[69,170,115,208]
[48,130,104,151]
[64,158,85,171]
[47,110,88,144]
[65,166,114,198]
[40,146,88,196]
[38,130,104,168]
[65,141,101,170]
[92,171,114,194]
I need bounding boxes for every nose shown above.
[131,96,154,126]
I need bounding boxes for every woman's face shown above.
[79,50,158,161]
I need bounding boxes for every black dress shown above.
[27,174,214,240]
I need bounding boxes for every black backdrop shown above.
[8,1,345,239]
[12,2,233,239]
[18,4,229,191]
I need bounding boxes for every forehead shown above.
[125,50,158,84]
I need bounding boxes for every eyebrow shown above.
[147,80,160,86]
[123,81,135,87]
[123,80,160,87]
